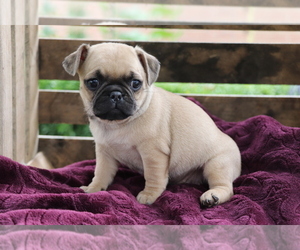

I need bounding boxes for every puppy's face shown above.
[63,43,160,122]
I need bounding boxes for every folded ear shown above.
[135,46,160,85]
[62,44,90,76]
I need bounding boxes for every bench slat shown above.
[39,90,300,127]
[39,39,300,85]
[39,90,87,125]
[38,135,95,168]
[39,17,300,31]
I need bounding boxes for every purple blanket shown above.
[0,225,299,249]
[0,99,299,225]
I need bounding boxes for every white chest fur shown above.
[89,118,144,173]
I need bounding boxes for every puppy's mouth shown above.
[93,89,136,121]
[95,107,131,121]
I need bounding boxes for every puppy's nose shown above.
[110,91,123,103]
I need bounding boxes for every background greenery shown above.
[39,2,299,137]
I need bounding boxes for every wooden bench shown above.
[1,0,300,168]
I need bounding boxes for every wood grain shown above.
[25,0,39,161]
[12,0,29,163]
[39,90,88,125]
[0,0,14,159]
[38,136,95,168]
[0,0,39,163]
[184,95,300,128]
[39,90,300,128]
[0,25,13,159]
[39,39,300,85]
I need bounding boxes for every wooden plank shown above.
[39,39,300,85]
[184,95,300,128]
[0,25,13,159]
[38,136,95,168]
[38,90,300,128]
[13,0,26,163]
[39,17,300,31]
[25,0,39,162]
[39,90,88,125]
[26,0,39,25]
[56,0,300,8]
[14,0,25,25]
[0,0,14,159]
[0,0,11,25]
[0,0,38,163]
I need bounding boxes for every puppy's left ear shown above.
[135,46,160,85]
[62,44,90,76]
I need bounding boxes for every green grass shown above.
[39,80,80,90]
[155,83,294,95]
[39,123,92,137]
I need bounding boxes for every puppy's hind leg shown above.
[200,155,239,207]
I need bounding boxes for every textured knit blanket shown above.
[0,99,299,225]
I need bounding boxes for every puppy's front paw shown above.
[80,185,106,193]
[137,191,160,205]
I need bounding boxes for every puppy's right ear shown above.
[62,44,90,76]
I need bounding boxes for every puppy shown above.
[63,42,241,207]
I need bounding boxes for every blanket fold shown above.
[0,99,299,225]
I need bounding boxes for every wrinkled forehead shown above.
[79,43,144,79]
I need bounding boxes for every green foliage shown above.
[116,30,150,41]
[40,26,56,38]
[151,29,182,40]
[151,5,181,19]
[68,4,86,17]
[68,27,86,39]
[155,83,293,95]
[116,6,147,20]
[40,1,56,16]
[39,80,80,90]
[98,4,182,41]
[40,124,92,137]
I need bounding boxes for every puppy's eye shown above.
[86,79,100,91]
[130,79,142,91]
